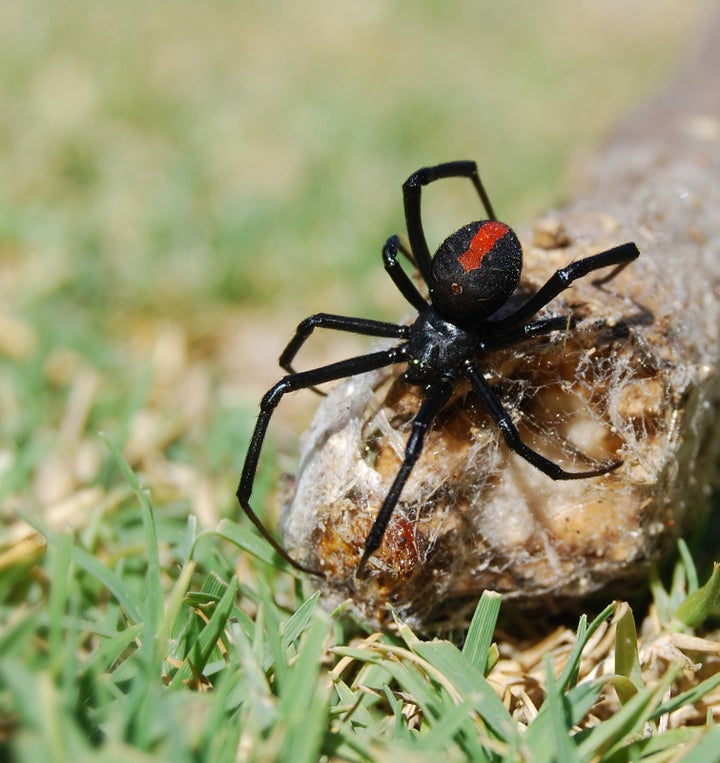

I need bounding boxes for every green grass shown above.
[1,1,719,760]
[4,459,720,761]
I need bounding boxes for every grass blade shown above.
[102,435,163,633]
[614,604,644,703]
[170,576,239,688]
[544,655,580,763]
[461,590,502,675]
[576,666,679,759]
[675,562,720,627]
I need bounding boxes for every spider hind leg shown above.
[465,361,622,481]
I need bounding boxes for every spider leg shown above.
[238,345,408,577]
[402,160,497,285]
[279,313,409,375]
[382,235,429,312]
[464,360,622,480]
[484,315,576,350]
[356,372,457,579]
[489,242,640,332]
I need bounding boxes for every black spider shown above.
[237,160,639,579]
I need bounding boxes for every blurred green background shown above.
[1,1,711,327]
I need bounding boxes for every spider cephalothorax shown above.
[237,160,639,579]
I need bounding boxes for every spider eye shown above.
[430,220,522,324]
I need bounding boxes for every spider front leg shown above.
[238,345,408,576]
[464,361,622,479]
[402,160,497,285]
[356,371,457,578]
[279,313,409,375]
[490,242,640,332]
[382,235,429,312]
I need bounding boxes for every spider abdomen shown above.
[430,220,522,324]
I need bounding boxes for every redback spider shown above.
[237,160,639,579]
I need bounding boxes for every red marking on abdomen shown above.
[458,221,509,272]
